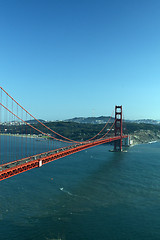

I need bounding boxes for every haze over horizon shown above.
[1,0,160,121]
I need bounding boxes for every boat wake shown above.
[59,188,73,196]
[59,187,90,200]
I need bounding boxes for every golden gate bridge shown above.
[0,87,129,181]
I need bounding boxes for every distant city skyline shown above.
[1,0,160,120]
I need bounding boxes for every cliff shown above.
[130,129,160,145]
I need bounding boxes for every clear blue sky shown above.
[0,0,160,120]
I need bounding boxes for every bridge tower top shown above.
[114,105,123,151]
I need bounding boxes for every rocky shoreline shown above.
[130,129,160,146]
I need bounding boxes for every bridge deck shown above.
[0,135,128,181]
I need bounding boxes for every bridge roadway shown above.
[0,135,128,181]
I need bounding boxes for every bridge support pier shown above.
[114,105,123,152]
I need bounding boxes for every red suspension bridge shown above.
[0,87,129,181]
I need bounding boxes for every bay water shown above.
[0,136,160,240]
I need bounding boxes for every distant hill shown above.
[3,117,160,142]
[64,116,160,125]
[132,119,160,125]
[26,119,47,124]
[24,117,160,126]
[64,116,115,124]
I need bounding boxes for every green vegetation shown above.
[1,121,113,140]
[1,121,160,141]
[124,122,160,134]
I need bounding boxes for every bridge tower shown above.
[114,105,123,151]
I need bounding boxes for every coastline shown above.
[1,130,160,147]
[0,133,48,140]
[130,129,160,147]
[130,140,159,148]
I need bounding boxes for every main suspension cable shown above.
[83,111,114,142]
[0,87,115,143]
[0,87,114,143]
[97,119,116,140]
[0,102,78,143]
[0,87,78,143]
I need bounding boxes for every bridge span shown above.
[0,135,128,181]
[0,87,129,181]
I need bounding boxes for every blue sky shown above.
[0,0,160,120]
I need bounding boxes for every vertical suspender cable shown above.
[8,95,10,162]
[0,88,1,165]
[11,97,14,160]
[47,135,49,151]
[26,111,28,157]
[17,104,18,160]
[21,107,23,160]
[13,102,17,160]
[30,115,32,156]
[5,93,8,164]
[33,122,35,155]
[52,134,54,151]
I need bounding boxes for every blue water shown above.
[0,135,69,164]
[0,139,160,240]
